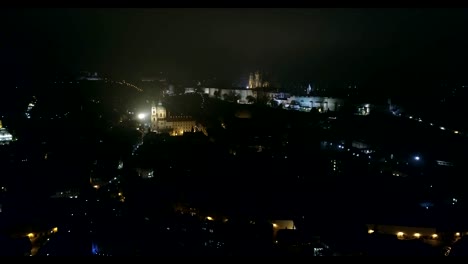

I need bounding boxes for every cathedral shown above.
[248,71,270,89]
[151,101,196,136]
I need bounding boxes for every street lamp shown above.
[137,113,146,120]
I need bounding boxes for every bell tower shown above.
[248,72,254,88]
[151,101,157,131]
[151,99,167,132]
[254,71,261,88]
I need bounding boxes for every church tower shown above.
[151,101,157,131]
[248,72,255,88]
[254,71,261,88]
[151,100,167,132]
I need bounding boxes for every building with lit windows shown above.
[150,101,196,136]
[0,121,13,145]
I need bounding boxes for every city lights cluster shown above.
[25,96,37,119]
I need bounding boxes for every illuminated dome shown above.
[156,105,166,113]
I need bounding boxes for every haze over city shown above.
[3,8,468,94]
[1,8,468,256]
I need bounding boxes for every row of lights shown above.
[369,229,461,238]
[114,80,143,92]
[396,232,438,239]
[27,227,58,239]
[406,115,461,136]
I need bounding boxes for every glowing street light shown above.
[137,113,146,120]
[414,156,420,161]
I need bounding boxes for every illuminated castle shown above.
[151,101,196,136]
[248,71,269,89]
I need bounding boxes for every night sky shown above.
[1,8,468,92]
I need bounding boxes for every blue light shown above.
[414,156,420,161]
[420,202,434,208]
[91,242,99,255]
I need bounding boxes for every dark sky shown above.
[2,8,468,90]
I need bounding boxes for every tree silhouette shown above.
[246,95,256,104]
[223,91,240,102]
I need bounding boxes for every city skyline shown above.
[2,7,468,256]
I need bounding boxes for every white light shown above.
[137,113,146,120]
[440,127,445,130]
[414,156,420,161]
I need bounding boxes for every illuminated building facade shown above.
[271,96,345,112]
[248,71,270,89]
[151,101,196,136]
[0,120,13,145]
